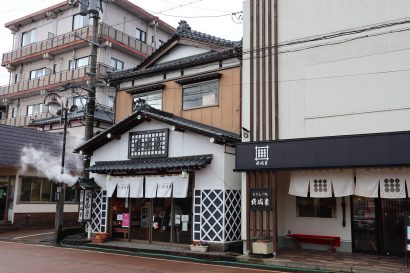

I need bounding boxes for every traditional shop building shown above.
[73,21,243,250]
[237,0,410,256]
[74,104,241,249]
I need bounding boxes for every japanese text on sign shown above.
[250,189,272,211]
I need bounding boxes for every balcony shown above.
[0,112,49,127]
[2,23,154,68]
[0,63,113,99]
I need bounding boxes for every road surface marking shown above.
[13,231,54,240]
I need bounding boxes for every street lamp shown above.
[43,92,77,243]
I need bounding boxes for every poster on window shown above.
[122,213,130,228]
[250,189,272,211]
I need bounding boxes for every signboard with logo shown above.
[250,189,272,211]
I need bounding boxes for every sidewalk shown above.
[62,238,410,273]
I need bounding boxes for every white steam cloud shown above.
[20,136,83,187]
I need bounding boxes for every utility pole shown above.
[83,0,101,179]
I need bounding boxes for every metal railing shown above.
[0,63,113,97]
[0,112,49,127]
[2,23,154,66]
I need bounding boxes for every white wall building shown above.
[237,0,410,257]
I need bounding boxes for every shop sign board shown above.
[122,213,130,228]
[250,189,272,211]
[78,190,92,222]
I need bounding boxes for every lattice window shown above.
[129,129,169,159]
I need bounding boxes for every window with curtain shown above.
[133,91,163,111]
[22,29,36,46]
[182,80,218,110]
[73,14,90,30]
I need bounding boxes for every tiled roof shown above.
[0,124,61,167]
[88,154,213,174]
[73,177,101,190]
[30,108,114,126]
[108,48,240,82]
[108,21,242,83]
[74,104,241,155]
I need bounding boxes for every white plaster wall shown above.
[277,172,352,246]
[276,1,410,139]
[156,45,210,64]
[90,120,235,191]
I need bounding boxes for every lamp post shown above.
[44,92,78,243]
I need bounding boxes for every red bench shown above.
[287,234,340,253]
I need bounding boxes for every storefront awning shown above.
[87,154,213,174]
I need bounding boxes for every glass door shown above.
[152,198,172,243]
[352,196,378,253]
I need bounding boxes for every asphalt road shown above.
[0,241,297,273]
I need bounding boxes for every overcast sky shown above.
[0,0,244,85]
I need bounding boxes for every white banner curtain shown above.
[308,171,333,198]
[106,175,117,197]
[157,176,173,198]
[331,169,355,197]
[145,176,158,198]
[355,169,380,198]
[116,178,130,198]
[379,168,406,199]
[129,176,144,198]
[173,175,189,198]
[289,171,310,197]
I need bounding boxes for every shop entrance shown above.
[111,192,193,244]
[0,183,8,223]
[352,196,408,256]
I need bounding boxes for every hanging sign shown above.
[78,190,93,222]
[250,189,272,211]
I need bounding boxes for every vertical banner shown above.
[78,190,85,222]
[83,190,93,222]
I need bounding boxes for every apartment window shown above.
[69,56,90,70]
[182,80,218,110]
[27,103,46,116]
[22,29,36,46]
[14,74,20,83]
[20,177,78,203]
[133,91,162,111]
[136,28,147,43]
[296,197,337,218]
[73,14,90,30]
[29,68,50,80]
[11,108,17,118]
[111,58,124,71]
[73,96,87,108]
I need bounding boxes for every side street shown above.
[2,0,410,272]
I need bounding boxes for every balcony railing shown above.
[0,63,113,98]
[2,26,93,66]
[2,23,154,66]
[0,112,49,127]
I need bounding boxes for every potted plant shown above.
[190,240,208,252]
[252,234,273,256]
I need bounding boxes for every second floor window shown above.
[182,80,219,110]
[133,91,163,111]
[11,108,17,118]
[111,58,124,71]
[73,14,90,30]
[29,68,49,80]
[27,103,46,116]
[69,56,90,70]
[136,28,147,43]
[20,177,78,203]
[22,29,36,47]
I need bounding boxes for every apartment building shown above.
[0,0,174,138]
[235,0,410,257]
